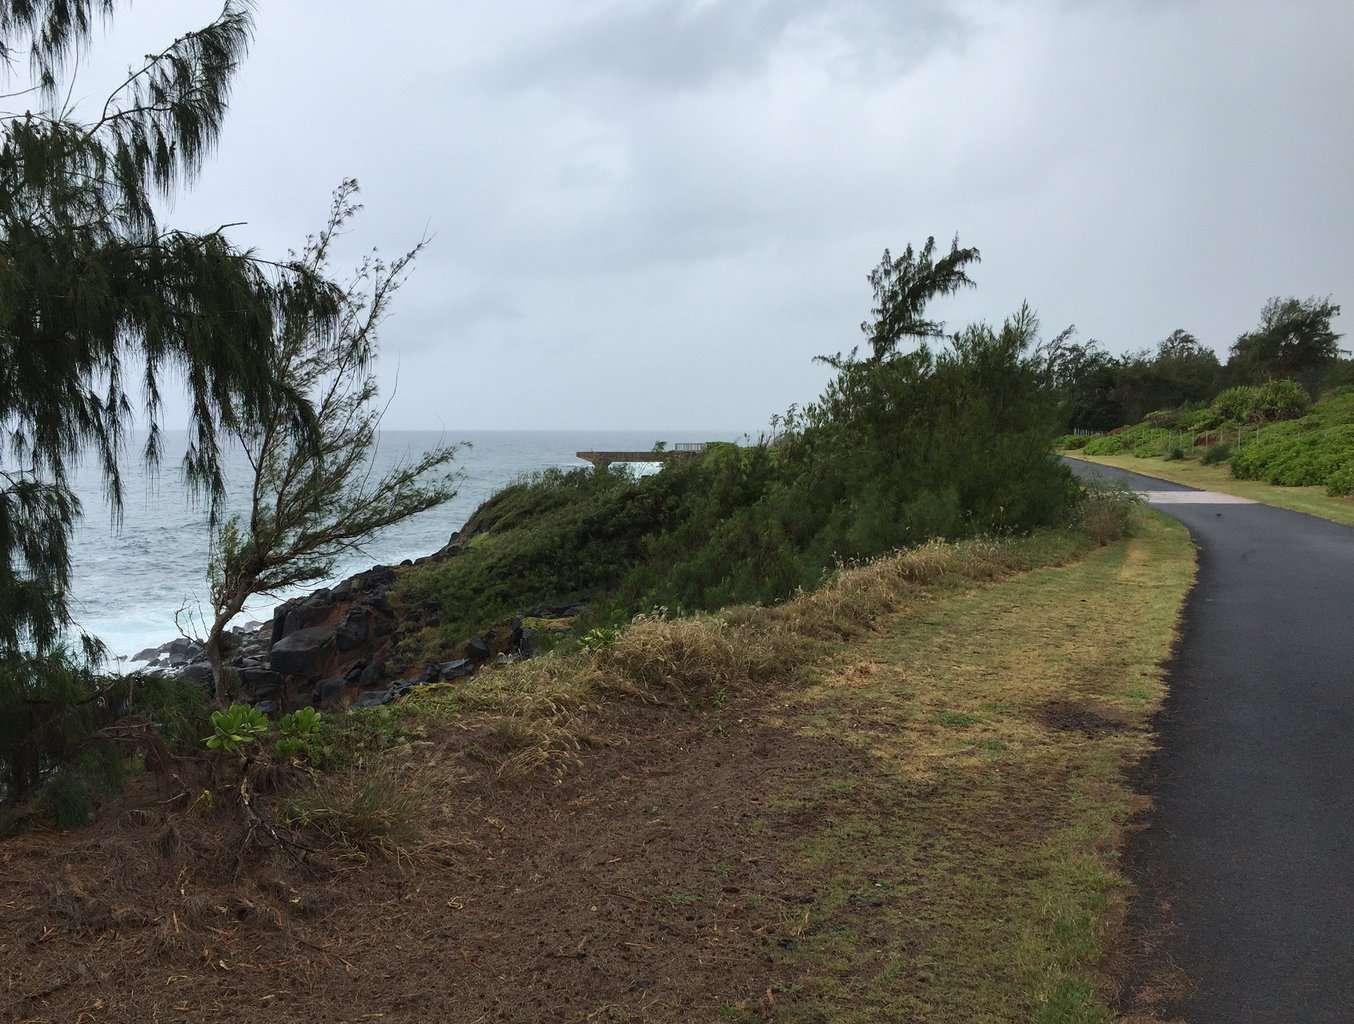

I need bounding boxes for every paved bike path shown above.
[1065,458,1354,1022]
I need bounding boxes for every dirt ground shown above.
[2,685,858,1023]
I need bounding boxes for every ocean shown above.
[59,429,734,662]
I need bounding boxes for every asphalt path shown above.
[1064,457,1354,1022]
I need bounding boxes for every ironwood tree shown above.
[859,235,981,361]
[193,181,460,706]
[1227,296,1344,387]
[0,1,335,799]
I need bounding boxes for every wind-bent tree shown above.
[197,181,460,706]
[860,235,980,361]
[0,1,335,664]
[0,2,335,801]
[1228,296,1343,386]
[1152,328,1220,402]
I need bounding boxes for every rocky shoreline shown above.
[130,524,584,711]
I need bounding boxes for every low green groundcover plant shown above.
[1229,389,1354,493]
[276,707,325,760]
[205,704,270,755]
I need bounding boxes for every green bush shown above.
[398,312,1079,653]
[1211,385,1257,423]
[1230,390,1354,488]
[1252,379,1311,421]
[1056,433,1091,450]
[579,626,622,651]
[276,708,324,761]
[129,672,212,749]
[1077,481,1140,545]
[1327,463,1354,497]
[1,652,113,809]
[2,656,213,829]
[41,768,94,830]
[33,744,129,830]
[1083,435,1125,456]
[1179,406,1218,432]
[1106,423,1172,457]
[1163,443,1186,461]
[1201,443,1232,465]
[1210,380,1310,425]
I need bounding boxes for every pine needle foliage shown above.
[0,2,339,808]
[0,1,338,661]
[197,181,460,705]
[860,235,981,361]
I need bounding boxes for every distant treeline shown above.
[1043,296,1347,431]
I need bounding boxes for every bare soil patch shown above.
[1,683,858,1022]
[1037,699,1131,736]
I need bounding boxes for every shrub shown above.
[1083,435,1125,456]
[129,673,212,750]
[1232,421,1354,486]
[41,769,94,830]
[1225,389,1354,488]
[1211,385,1259,423]
[1210,380,1310,425]
[578,626,623,651]
[1077,482,1140,545]
[39,747,127,830]
[1163,444,1186,461]
[1252,379,1311,421]
[1056,433,1092,450]
[1201,443,1232,465]
[1328,463,1354,497]
[1180,406,1218,432]
[1,652,101,805]
[1118,424,1172,457]
[397,319,1079,657]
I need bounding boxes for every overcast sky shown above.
[53,0,1354,431]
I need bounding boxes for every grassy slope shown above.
[1066,452,1354,527]
[760,512,1194,1022]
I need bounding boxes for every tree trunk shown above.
[206,616,230,708]
[206,595,247,707]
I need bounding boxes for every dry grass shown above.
[1077,481,1142,545]
[278,761,435,862]
[407,530,1095,778]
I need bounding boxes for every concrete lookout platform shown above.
[575,442,708,471]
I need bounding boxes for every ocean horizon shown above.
[61,428,744,662]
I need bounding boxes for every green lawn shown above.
[1066,452,1354,528]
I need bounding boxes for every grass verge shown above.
[0,517,1194,1022]
[746,511,1194,1022]
[1065,452,1354,527]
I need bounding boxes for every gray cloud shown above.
[478,0,970,96]
[40,0,1354,430]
